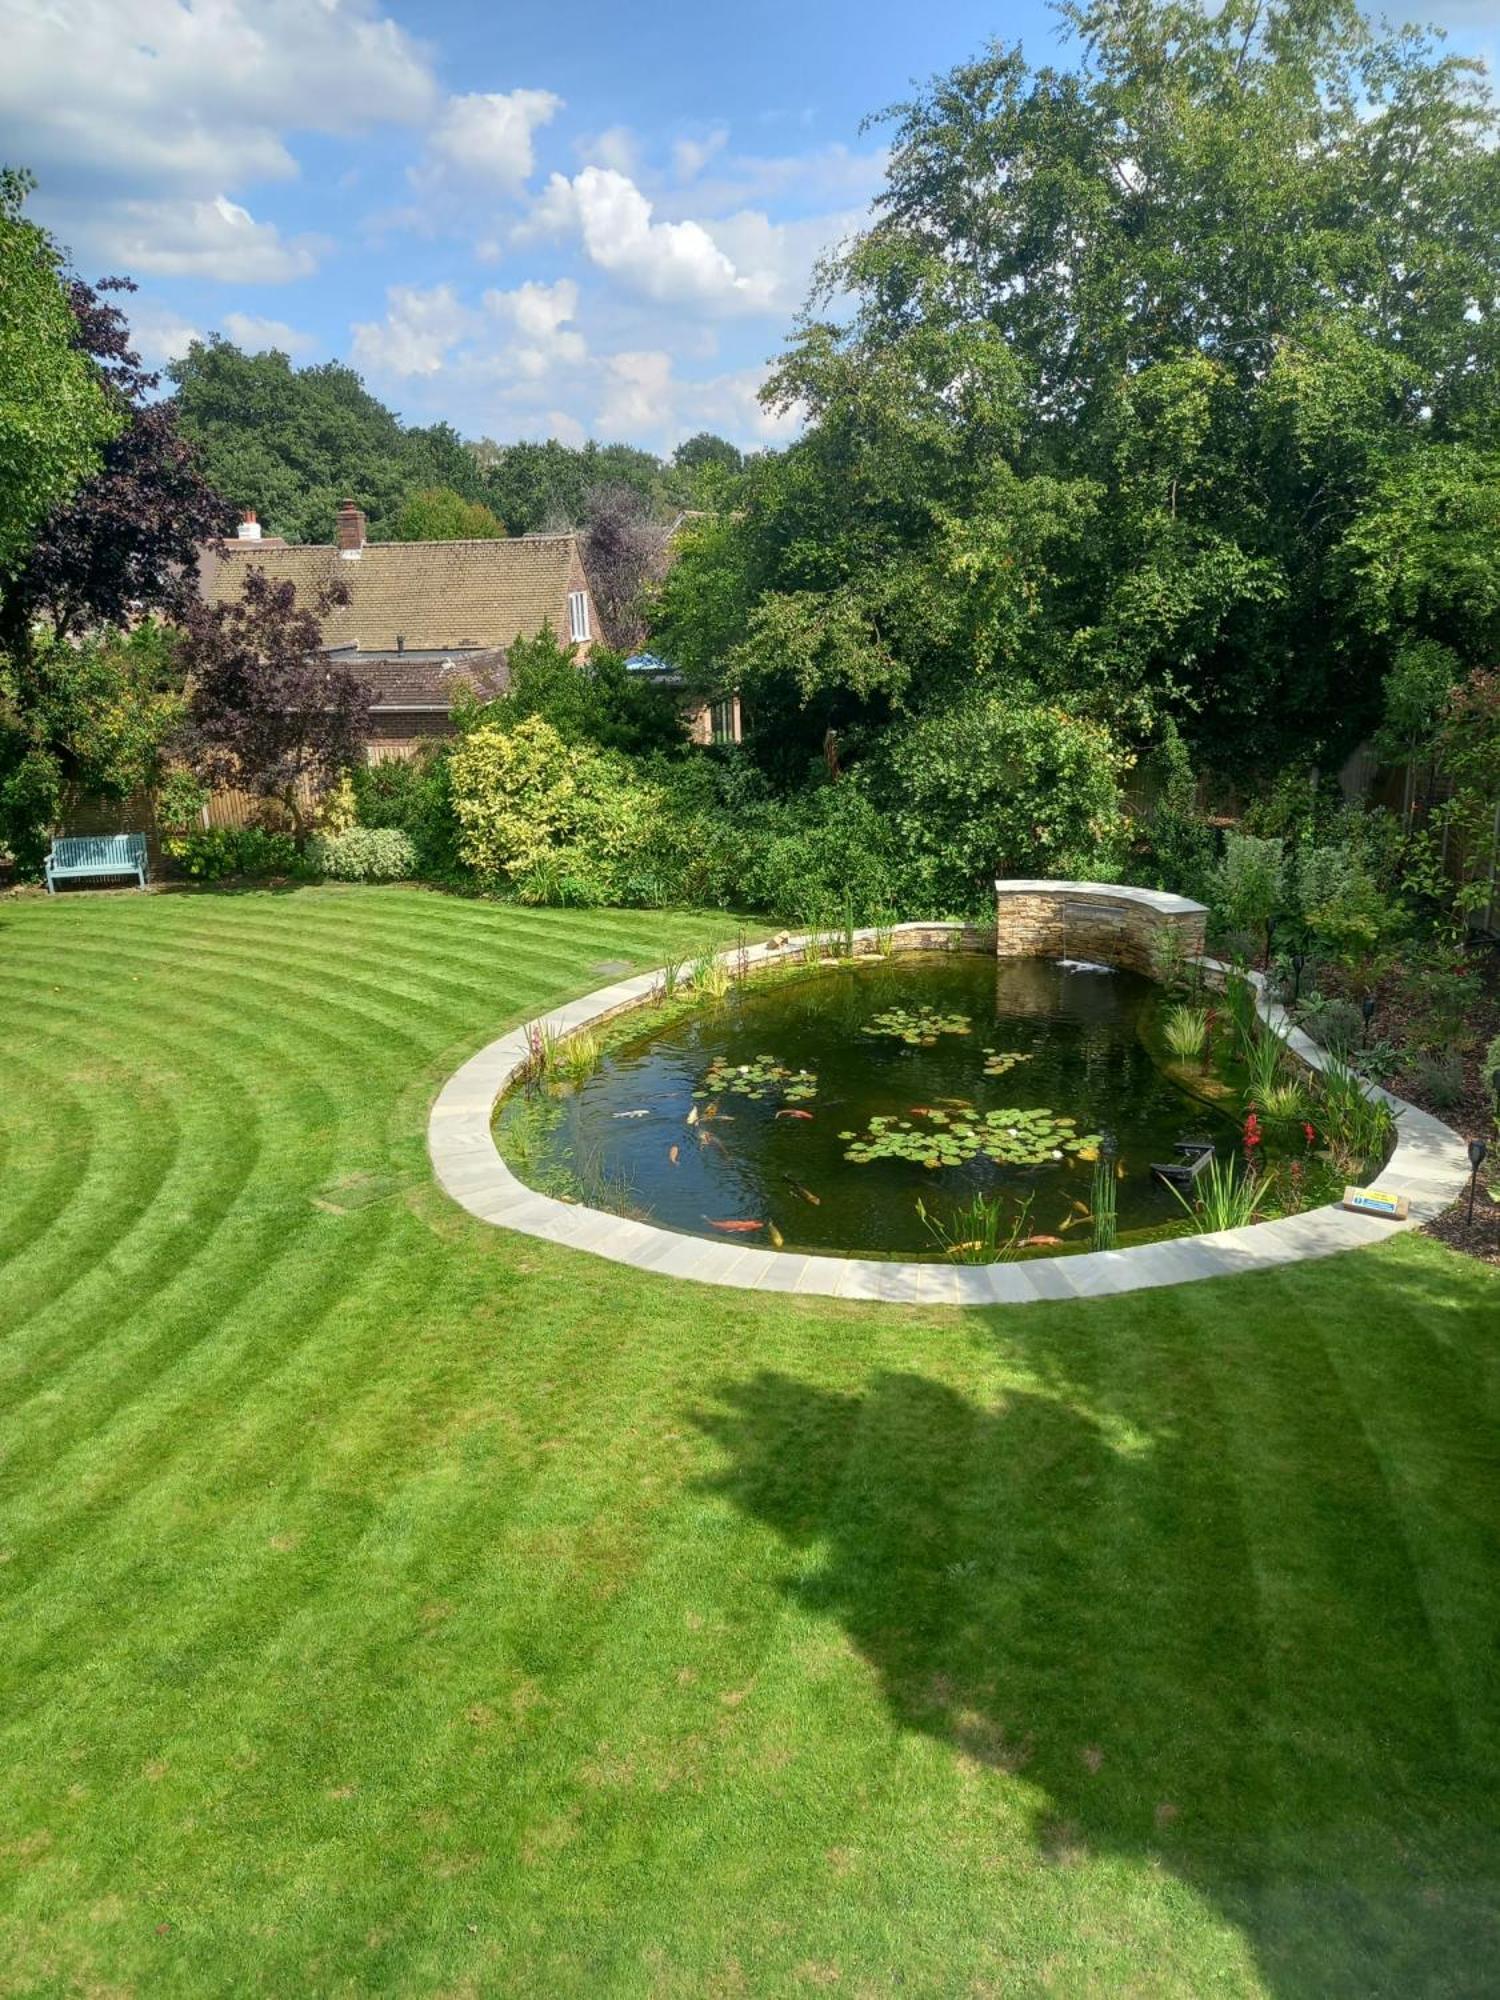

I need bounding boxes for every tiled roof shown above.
[333,648,511,709]
[199,533,585,653]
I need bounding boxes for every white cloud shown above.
[105,196,324,282]
[598,351,676,435]
[672,128,729,184]
[415,88,562,192]
[0,0,435,272]
[221,311,316,356]
[525,167,778,313]
[127,302,203,368]
[482,280,587,377]
[352,284,476,377]
[576,125,642,176]
[659,142,888,221]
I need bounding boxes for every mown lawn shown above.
[0,885,1497,1998]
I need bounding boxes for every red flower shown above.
[1303,1121,1317,1147]
[1244,1111,1262,1149]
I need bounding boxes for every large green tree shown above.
[169,340,488,544]
[0,169,119,577]
[658,0,1500,777]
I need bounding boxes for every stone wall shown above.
[993,880,1207,975]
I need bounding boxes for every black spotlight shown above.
[1361,993,1377,1046]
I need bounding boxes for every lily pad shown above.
[865,1005,972,1046]
[697,1053,818,1104]
[843,1104,1102,1169]
[982,1048,1032,1077]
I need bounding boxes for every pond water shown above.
[498,953,1321,1261]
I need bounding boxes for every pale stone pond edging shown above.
[427,894,1472,1305]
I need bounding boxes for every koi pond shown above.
[496,953,1353,1261]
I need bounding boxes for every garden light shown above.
[1468,1138,1489,1226]
[1361,994,1377,1045]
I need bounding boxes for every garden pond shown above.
[496,953,1351,1261]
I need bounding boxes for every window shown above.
[567,590,590,644]
[711,697,738,745]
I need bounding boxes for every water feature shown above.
[496,953,1337,1261]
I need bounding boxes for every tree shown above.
[0,622,183,873]
[179,569,369,835]
[471,626,685,759]
[394,487,505,542]
[476,438,670,534]
[672,433,742,477]
[0,169,120,578]
[2,276,233,658]
[169,341,489,543]
[580,484,669,651]
[666,0,1500,776]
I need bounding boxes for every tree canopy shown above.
[393,487,505,542]
[656,0,1500,778]
[0,169,120,579]
[169,340,490,544]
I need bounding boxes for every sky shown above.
[4,0,1495,456]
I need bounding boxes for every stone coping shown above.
[427,915,1472,1304]
[994,878,1207,917]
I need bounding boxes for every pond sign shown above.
[1342,1186,1410,1220]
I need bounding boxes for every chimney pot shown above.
[336,498,367,558]
[236,509,262,542]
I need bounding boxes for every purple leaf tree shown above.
[179,568,369,838]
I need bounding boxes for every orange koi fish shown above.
[668,1145,680,1165]
[705,1217,764,1233]
[782,1178,821,1206]
[1023,1234,1064,1248]
[776,1108,814,1121]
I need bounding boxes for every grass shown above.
[1,884,1498,1997]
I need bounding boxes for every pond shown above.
[496,953,1341,1261]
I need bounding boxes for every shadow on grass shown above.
[693,1334,1500,1996]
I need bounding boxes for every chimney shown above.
[236,509,262,541]
[336,498,367,558]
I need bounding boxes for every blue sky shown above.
[3,0,1494,453]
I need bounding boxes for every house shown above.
[200,500,738,755]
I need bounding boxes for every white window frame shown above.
[567,590,591,644]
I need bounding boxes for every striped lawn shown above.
[0,884,1497,1998]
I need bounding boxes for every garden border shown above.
[427,899,1473,1304]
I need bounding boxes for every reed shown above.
[1166,1156,1274,1233]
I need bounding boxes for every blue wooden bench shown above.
[43,833,149,893]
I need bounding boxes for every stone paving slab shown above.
[426,898,1474,1306]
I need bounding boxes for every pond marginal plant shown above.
[690,949,731,1000]
[1089,1156,1118,1251]
[1166,1155,1275,1233]
[842,1106,1102,1168]
[1258,1076,1307,1123]
[865,1005,972,1046]
[1315,1052,1399,1178]
[916,1191,1035,1263]
[698,1054,818,1104]
[554,1027,601,1088]
[1163,1004,1209,1063]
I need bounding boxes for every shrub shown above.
[1212,832,1285,964]
[163,826,306,881]
[449,715,668,902]
[735,779,908,925]
[877,689,1130,912]
[1405,1051,1465,1112]
[351,750,462,881]
[155,768,209,836]
[1295,841,1396,971]
[1140,719,1215,900]
[306,826,417,882]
